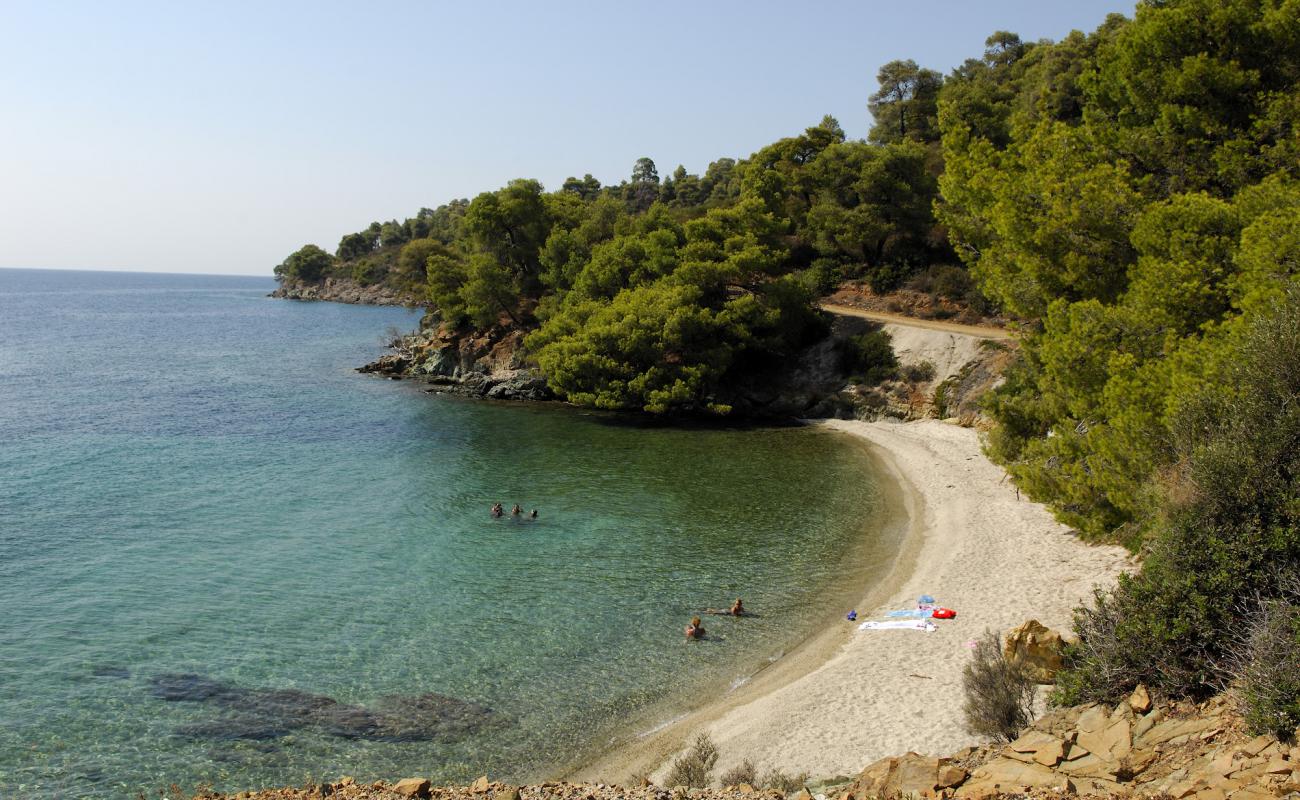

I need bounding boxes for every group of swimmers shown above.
[485,500,737,638]
[490,502,537,519]
[685,597,745,640]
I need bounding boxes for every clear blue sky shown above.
[0,1,1135,276]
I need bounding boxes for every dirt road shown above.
[818,302,1017,340]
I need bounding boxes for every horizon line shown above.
[0,265,275,279]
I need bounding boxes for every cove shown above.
[0,269,888,798]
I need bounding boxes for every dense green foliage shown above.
[929,0,1300,705]
[279,105,957,412]
[1054,293,1300,705]
[937,0,1300,542]
[273,244,333,282]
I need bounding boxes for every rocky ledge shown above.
[357,324,553,403]
[847,690,1300,800]
[270,278,417,306]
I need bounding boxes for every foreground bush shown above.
[759,768,810,795]
[718,759,757,788]
[665,732,718,789]
[1224,574,1300,739]
[962,630,1037,743]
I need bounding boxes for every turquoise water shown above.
[0,269,890,799]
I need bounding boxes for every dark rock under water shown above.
[89,665,131,679]
[150,673,495,743]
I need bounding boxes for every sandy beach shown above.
[573,418,1132,784]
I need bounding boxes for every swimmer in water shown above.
[529,509,538,518]
[685,616,705,640]
[511,504,523,517]
[491,502,504,518]
[730,598,744,616]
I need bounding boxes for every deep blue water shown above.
[0,268,889,799]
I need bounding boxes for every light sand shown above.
[573,418,1131,784]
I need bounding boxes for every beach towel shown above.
[858,620,936,632]
[885,609,933,618]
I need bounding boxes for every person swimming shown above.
[685,616,705,640]
[511,504,523,517]
[730,598,744,616]
[490,502,504,518]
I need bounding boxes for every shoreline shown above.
[569,418,1131,784]
[552,427,918,783]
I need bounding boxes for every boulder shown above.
[1129,683,1153,714]
[1003,620,1068,684]
[470,775,490,793]
[852,752,967,797]
[392,778,431,798]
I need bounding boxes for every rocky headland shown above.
[270,277,418,307]
[356,311,1011,422]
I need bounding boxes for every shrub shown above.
[838,329,898,384]
[665,732,718,789]
[794,258,847,295]
[1224,576,1300,739]
[900,360,936,384]
[719,759,757,788]
[865,262,909,293]
[931,265,973,300]
[759,768,810,794]
[933,377,957,418]
[962,630,1037,743]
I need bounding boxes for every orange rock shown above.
[392,778,432,799]
[1128,684,1153,714]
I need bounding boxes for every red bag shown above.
[931,607,957,619]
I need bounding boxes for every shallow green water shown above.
[0,269,890,798]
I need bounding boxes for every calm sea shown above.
[0,268,889,799]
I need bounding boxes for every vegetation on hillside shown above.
[276,75,957,414]
[931,0,1300,712]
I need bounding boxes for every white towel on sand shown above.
[858,619,937,632]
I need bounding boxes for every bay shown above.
[0,268,888,798]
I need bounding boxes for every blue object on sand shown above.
[846,610,857,621]
[918,594,936,604]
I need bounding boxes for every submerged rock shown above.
[150,672,494,743]
[90,665,131,679]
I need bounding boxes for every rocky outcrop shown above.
[1003,620,1071,684]
[270,278,417,306]
[358,310,1014,421]
[358,324,553,403]
[843,691,1300,800]
[846,752,969,798]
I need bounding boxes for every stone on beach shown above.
[1002,619,1069,684]
[391,778,430,798]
